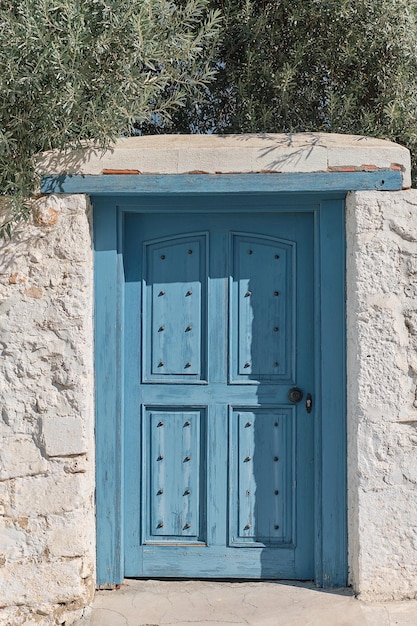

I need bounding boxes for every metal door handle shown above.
[288,387,303,403]
[288,388,313,413]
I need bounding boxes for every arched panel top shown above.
[142,233,208,383]
[230,232,295,383]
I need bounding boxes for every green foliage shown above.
[0,0,221,233]
[155,0,417,178]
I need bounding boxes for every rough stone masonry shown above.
[0,195,95,626]
[346,189,417,600]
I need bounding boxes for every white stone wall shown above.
[0,195,95,625]
[346,190,417,600]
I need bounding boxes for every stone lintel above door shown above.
[37,133,411,189]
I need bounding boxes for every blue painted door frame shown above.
[93,188,347,588]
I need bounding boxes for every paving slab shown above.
[73,580,417,626]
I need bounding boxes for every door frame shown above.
[93,185,346,588]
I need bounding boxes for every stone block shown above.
[41,416,86,457]
[45,512,92,559]
[0,559,90,607]
[4,474,85,517]
[47,526,87,559]
[0,437,47,481]
[0,525,28,563]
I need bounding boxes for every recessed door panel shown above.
[230,234,294,383]
[144,408,206,543]
[229,408,294,547]
[143,234,207,382]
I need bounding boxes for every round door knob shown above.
[288,387,303,403]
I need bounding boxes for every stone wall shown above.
[346,190,417,599]
[0,195,95,626]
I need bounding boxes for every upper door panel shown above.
[143,233,208,383]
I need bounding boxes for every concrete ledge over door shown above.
[37,133,411,189]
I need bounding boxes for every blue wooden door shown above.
[123,207,314,579]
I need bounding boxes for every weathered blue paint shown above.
[317,199,347,586]
[229,407,295,547]
[123,210,314,579]
[42,169,402,195]
[90,189,347,587]
[93,199,124,587]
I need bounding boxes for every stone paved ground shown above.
[73,580,417,626]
